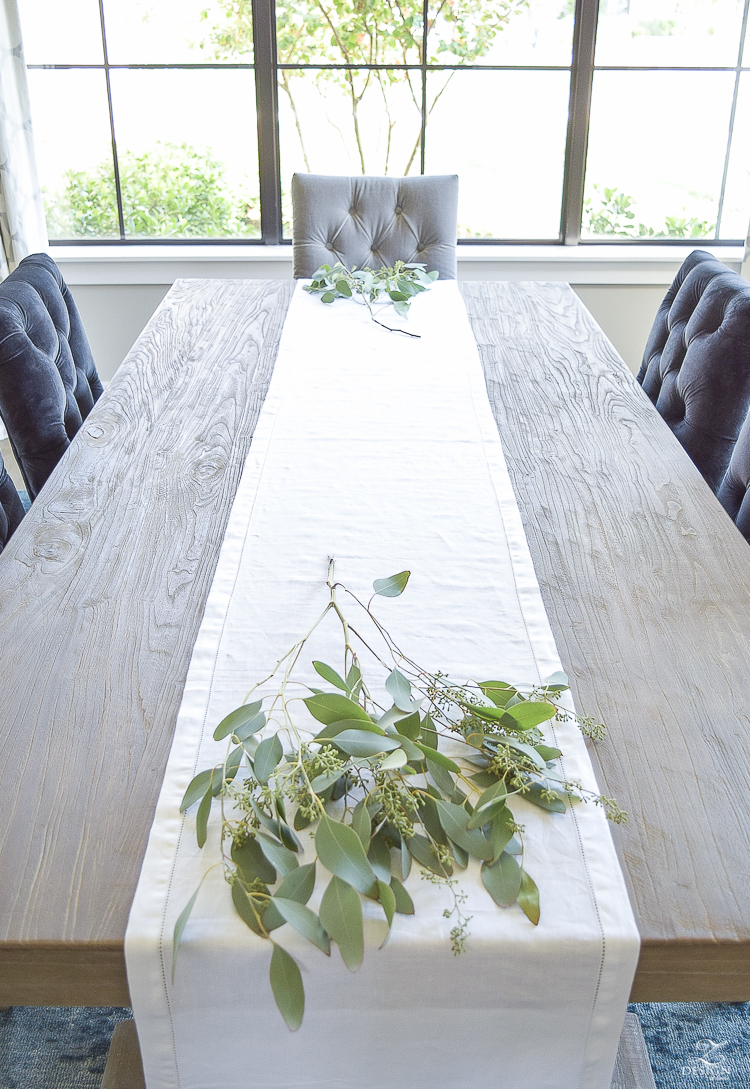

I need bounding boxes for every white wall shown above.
[62,245,742,383]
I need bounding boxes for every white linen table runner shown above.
[126,280,639,1089]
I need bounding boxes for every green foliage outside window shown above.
[583,184,714,239]
[47,143,260,240]
[201,0,529,176]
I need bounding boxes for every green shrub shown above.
[46,143,260,240]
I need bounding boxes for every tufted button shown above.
[416,243,424,252]
[326,242,334,250]
[349,207,356,216]
[395,205,402,215]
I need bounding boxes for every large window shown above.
[18,0,750,244]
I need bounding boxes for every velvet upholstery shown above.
[637,249,750,492]
[0,253,102,499]
[292,173,459,279]
[0,448,24,554]
[717,408,750,540]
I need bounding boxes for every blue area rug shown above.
[0,1007,131,1088]
[1,1004,749,1086]
[631,1004,750,1087]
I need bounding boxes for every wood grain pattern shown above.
[461,280,750,1000]
[0,278,293,1004]
[2,278,749,1006]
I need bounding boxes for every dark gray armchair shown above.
[292,174,459,280]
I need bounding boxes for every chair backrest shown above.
[0,449,25,554]
[637,249,750,492]
[292,174,459,280]
[0,253,103,499]
[717,409,750,541]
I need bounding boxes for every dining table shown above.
[1,277,750,1088]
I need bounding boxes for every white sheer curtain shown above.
[0,0,47,276]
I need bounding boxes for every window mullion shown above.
[715,0,750,238]
[252,0,282,244]
[98,0,125,241]
[560,0,599,245]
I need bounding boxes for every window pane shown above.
[583,71,733,239]
[277,0,421,65]
[719,72,750,239]
[425,70,569,239]
[109,70,259,238]
[279,68,423,232]
[28,70,118,239]
[18,0,103,64]
[428,0,574,68]
[104,0,248,64]
[595,0,744,68]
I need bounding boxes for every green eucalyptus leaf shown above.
[195,787,212,849]
[400,837,412,881]
[393,710,420,739]
[313,660,349,691]
[351,800,372,848]
[213,700,263,741]
[305,693,372,725]
[385,667,413,712]
[518,869,541,925]
[501,701,557,732]
[319,875,364,971]
[315,816,378,895]
[419,746,460,774]
[419,714,438,749]
[345,663,362,694]
[231,881,264,936]
[269,943,305,1031]
[377,879,396,928]
[477,681,516,708]
[379,748,407,771]
[407,832,452,876]
[315,717,385,740]
[254,735,283,784]
[276,862,316,905]
[524,782,567,813]
[425,756,455,796]
[234,714,266,743]
[232,836,276,885]
[469,770,499,788]
[451,842,469,869]
[310,769,345,794]
[172,882,201,982]
[542,670,569,689]
[333,731,400,758]
[367,830,393,883]
[372,570,410,597]
[481,851,522,907]
[321,291,336,304]
[180,767,220,812]
[487,806,515,860]
[435,800,494,861]
[272,898,330,954]
[257,832,299,876]
[390,875,414,914]
[536,744,562,762]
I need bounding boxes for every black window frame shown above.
[26,0,749,247]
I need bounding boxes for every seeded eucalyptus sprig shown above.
[304,260,439,337]
[174,561,625,1031]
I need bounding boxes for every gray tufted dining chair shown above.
[637,249,750,492]
[292,174,459,280]
[0,253,103,501]
[717,408,750,542]
[0,448,25,554]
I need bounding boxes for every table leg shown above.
[100,1013,655,1089]
[101,1020,145,1089]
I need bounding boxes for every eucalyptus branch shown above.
[174,563,624,1032]
[304,260,438,337]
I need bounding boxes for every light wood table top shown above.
[1,278,749,1006]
